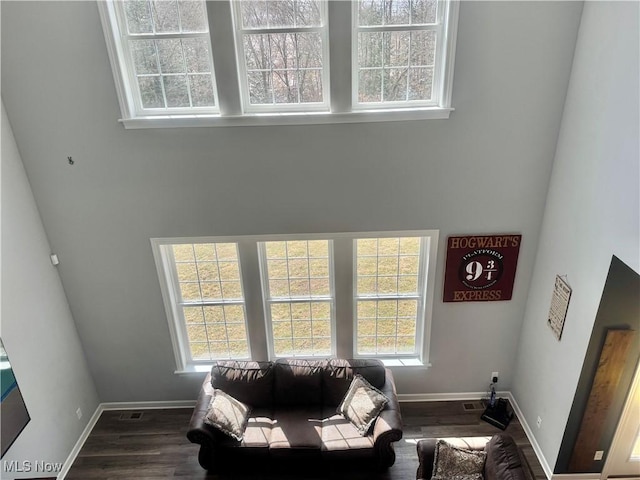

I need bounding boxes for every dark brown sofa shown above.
[187,358,403,473]
[416,434,534,480]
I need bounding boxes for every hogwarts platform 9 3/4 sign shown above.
[443,234,522,302]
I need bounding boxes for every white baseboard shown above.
[57,404,103,480]
[550,475,601,480]
[57,400,197,479]
[100,400,196,410]
[398,391,498,402]
[505,392,553,480]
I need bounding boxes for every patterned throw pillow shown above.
[337,374,388,436]
[432,439,486,480]
[204,389,251,441]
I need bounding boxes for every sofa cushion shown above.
[204,389,251,441]
[211,361,274,408]
[321,406,375,452]
[485,433,528,480]
[323,358,386,406]
[270,406,323,450]
[432,439,486,480]
[337,374,388,435]
[274,358,326,406]
[213,407,273,448]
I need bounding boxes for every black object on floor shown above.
[481,398,513,430]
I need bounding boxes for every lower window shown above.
[354,236,430,358]
[152,231,437,371]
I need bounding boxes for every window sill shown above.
[120,107,453,129]
[379,358,432,369]
[174,364,214,375]
[175,358,431,374]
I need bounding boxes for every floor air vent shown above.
[119,411,144,421]
[462,402,484,412]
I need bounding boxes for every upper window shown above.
[100,0,458,126]
[233,0,330,112]
[104,0,219,116]
[354,0,441,108]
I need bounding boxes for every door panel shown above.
[603,361,640,479]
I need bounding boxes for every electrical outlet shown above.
[491,371,499,383]
[594,451,604,461]
[536,416,542,428]
[76,407,82,420]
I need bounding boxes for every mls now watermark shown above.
[3,460,63,473]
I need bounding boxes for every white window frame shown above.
[100,1,458,128]
[152,230,438,372]
[231,0,331,113]
[352,232,437,365]
[151,239,251,372]
[351,0,454,110]
[257,239,337,359]
[98,0,220,120]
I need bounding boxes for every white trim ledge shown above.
[57,405,102,480]
[119,108,454,129]
[550,475,601,480]
[398,391,498,402]
[101,400,197,410]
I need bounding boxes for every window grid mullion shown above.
[150,39,170,109]
[179,299,245,307]
[178,38,195,108]
[238,26,325,35]
[306,241,314,349]
[406,30,412,101]
[176,0,184,33]
[268,34,276,104]
[288,302,295,352]
[221,297,232,358]
[189,245,212,359]
[214,244,225,301]
[124,31,210,41]
[284,241,291,297]
[357,24,438,33]
[192,245,205,303]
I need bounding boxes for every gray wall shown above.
[512,0,640,473]
[1,102,100,477]
[1,1,582,402]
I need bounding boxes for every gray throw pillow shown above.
[204,389,251,441]
[337,374,388,435]
[432,439,486,480]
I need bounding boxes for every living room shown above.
[1,1,638,479]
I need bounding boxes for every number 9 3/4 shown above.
[458,250,504,290]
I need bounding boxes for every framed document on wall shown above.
[548,275,572,340]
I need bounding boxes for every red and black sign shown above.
[443,234,522,302]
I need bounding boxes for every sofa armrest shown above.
[416,438,438,480]
[372,369,403,469]
[186,374,219,471]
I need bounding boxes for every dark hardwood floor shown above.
[66,400,546,480]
